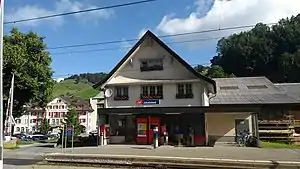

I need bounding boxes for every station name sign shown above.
[136,99,160,105]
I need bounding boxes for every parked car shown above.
[31,134,48,141]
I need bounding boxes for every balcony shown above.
[140,94,163,100]
[114,95,129,101]
[176,93,194,99]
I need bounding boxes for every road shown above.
[3,144,132,169]
[4,143,85,169]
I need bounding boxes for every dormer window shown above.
[140,58,163,71]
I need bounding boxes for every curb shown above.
[42,153,300,169]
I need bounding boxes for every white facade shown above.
[88,98,98,133]
[14,114,37,134]
[14,97,96,135]
[101,32,214,108]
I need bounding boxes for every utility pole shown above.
[9,73,15,138]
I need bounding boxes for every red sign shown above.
[136,100,143,105]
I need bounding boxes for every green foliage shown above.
[194,65,235,78]
[63,108,85,136]
[214,14,300,83]
[39,118,51,135]
[66,72,107,84]
[3,28,54,117]
[53,79,98,99]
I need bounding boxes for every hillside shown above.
[53,79,99,99]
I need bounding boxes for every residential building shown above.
[92,30,300,146]
[14,96,94,135]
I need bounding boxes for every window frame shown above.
[140,58,164,71]
[114,86,129,101]
[176,83,194,99]
[140,85,163,99]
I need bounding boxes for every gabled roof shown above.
[210,77,300,105]
[93,30,216,93]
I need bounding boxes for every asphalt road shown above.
[3,144,134,169]
[4,143,58,169]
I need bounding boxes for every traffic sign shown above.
[66,126,73,136]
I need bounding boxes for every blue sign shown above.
[142,99,160,105]
[66,126,73,136]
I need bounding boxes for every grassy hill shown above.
[53,79,99,99]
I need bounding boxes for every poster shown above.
[137,123,147,137]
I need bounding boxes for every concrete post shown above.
[100,132,104,146]
[153,126,159,149]
[164,132,169,145]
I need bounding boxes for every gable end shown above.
[93,30,216,93]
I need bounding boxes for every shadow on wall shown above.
[206,113,250,146]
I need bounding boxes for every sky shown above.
[3,0,300,80]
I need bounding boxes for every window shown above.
[30,119,37,123]
[21,127,25,132]
[176,84,194,99]
[56,119,60,125]
[16,119,21,124]
[54,112,59,118]
[141,85,163,99]
[80,119,86,123]
[140,58,163,71]
[16,127,20,132]
[247,85,268,89]
[114,86,129,100]
[220,86,239,90]
[81,112,87,116]
[52,119,55,125]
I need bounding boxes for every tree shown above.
[39,118,51,135]
[206,65,235,78]
[214,14,300,83]
[64,108,85,136]
[194,64,235,78]
[3,28,55,117]
[66,72,108,84]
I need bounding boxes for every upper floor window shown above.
[141,85,163,99]
[114,86,129,101]
[16,119,21,124]
[140,58,163,71]
[176,84,193,99]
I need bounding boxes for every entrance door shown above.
[148,117,160,144]
[235,119,249,141]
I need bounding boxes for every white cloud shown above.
[5,0,114,27]
[156,0,300,48]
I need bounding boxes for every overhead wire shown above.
[50,37,222,56]
[4,0,158,25]
[48,22,277,50]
